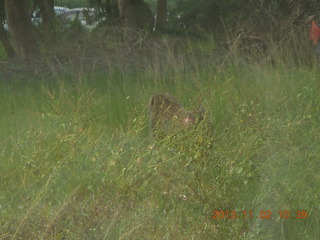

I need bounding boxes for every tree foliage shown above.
[167,0,320,34]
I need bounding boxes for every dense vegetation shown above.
[1,0,320,239]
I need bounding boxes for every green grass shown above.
[1,38,320,239]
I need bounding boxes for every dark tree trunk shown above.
[0,25,16,58]
[119,0,138,28]
[34,0,55,27]
[44,0,55,22]
[155,0,166,32]
[118,0,154,31]
[131,0,154,31]
[46,0,54,10]
[0,0,16,58]
[5,0,39,58]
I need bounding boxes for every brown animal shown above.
[148,92,204,140]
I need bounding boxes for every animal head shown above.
[149,92,205,140]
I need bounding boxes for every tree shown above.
[155,0,166,32]
[118,0,154,31]
[0,25,16,58]
[5,0,39,58]
[89,0,119,21]
[34,0,55,29]
[0,0,16,58]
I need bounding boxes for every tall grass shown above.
[1,31,320,239]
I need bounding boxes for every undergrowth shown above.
[0,31,320,239]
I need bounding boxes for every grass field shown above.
[1,35,320,239]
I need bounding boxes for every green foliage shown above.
[1,33,320,239]
[165,0,320,35]
[1,0,320,238]
[88,0,119,20]
[55,0,89,8]
[167,0,245,34]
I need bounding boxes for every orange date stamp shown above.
[211,210,309,220]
